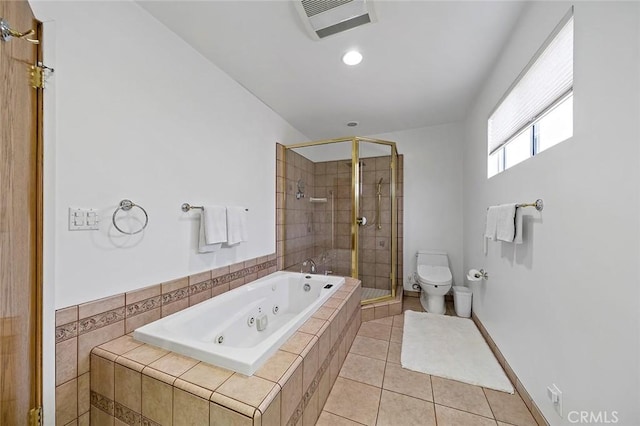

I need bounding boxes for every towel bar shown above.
[181,203,248,212]
[516,199,544,211]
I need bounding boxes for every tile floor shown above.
[318,296,540,426]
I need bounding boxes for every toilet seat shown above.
[417,265,452,286]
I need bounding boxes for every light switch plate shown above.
[69,207,100,231]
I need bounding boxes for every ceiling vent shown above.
[295,0,377,40]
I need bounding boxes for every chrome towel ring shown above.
[112,199,148,235]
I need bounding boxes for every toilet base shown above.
[420,291,446,315]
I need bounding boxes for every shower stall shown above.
[281,137,402,304]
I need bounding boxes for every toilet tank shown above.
[416,250,449,267]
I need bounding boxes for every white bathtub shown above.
[133,271,344,375]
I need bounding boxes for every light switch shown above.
[69,207,100,231]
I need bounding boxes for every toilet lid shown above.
[417,265,452,284]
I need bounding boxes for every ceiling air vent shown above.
[295,0,377,40]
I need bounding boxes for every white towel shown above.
[226,206,248,245]
[496,204,517,242]
[198,206,227,253]
[203,206,228,244]
[513,207,524,244]
[484,206,499,241]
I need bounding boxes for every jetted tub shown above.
[133,271,344,375]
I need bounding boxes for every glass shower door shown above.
[356,141,396,302]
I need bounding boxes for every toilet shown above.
[415,250,452,315]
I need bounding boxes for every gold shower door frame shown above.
[284,136,398,305]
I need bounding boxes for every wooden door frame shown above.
[34,19,44,415]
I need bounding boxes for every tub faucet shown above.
[302,258,316,274]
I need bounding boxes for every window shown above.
[488,10,574,178]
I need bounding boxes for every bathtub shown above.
[133,271,345,375]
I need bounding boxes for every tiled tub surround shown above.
[89,278,362,425]
[54,254,277,426]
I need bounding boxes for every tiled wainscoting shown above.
[88,279,362,425]
[54,254,277,426]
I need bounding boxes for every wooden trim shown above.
[34,18,44,409]
[471,312,549,426]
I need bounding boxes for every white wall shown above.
[462,2,640,425]
[31,1,307,421]
[31,0,307,309]
[373,124,464,289]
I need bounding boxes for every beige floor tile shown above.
[484,389,537,426]
[338,353,386,387]
[382,363,432,401]
[356,322,391,341]
[376,390,436,426]
[349,336,389,361]
[445,302,456,316]
[392,315,404,328]
[402,297,423,312]
[386,343,401,364]
[432,376,493,418]
[436,404,498,426]
[324,378,381,426]
[390,327,402,343]
[367,317,393,326]
[316,411,365,425]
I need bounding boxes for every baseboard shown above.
[471,313,549,426]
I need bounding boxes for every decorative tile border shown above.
[161,286,190,305]
[212,259,276,287]
[55,321,77,343]
[78,307,125,334]
[55,253,277,426]
[189,280,212,295]
[90,390,114,415]
[126,295,162,317]
[55,257,277,344]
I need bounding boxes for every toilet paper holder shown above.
[468,269,489,281]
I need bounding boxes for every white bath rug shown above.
[401,310,514,393]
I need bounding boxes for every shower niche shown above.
[278,137,403,304]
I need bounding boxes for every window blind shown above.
[488,14,573,154]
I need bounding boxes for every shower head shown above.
[378,178,384,185]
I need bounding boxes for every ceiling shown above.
[138,1,527,140]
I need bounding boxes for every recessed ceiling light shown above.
[342,50,363,66]
[347,121,359,127]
